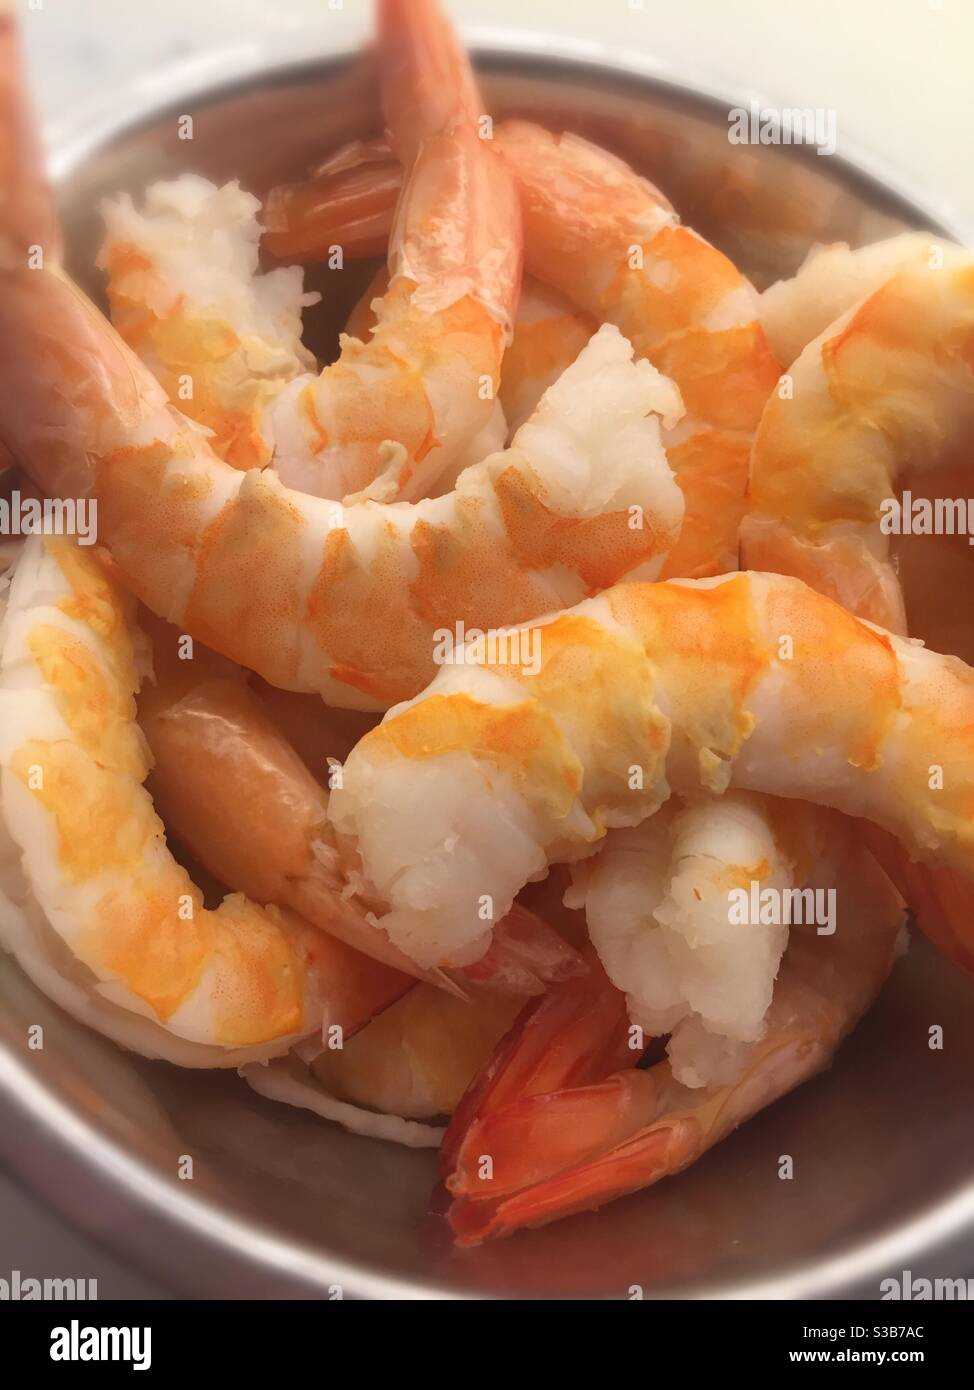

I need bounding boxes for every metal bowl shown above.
[2,33,973,1300]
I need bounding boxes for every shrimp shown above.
[307,984,523,1121]
[344,266,596,447]
[758,232,952,368]
[499,279,599,438]
[139,613,586,996]
[328,569,974,971]
[0,534,406,1064]
[0,10,60,269]
[340,262,509,489]
[0,226,682,707]
[495,122,782,578]
[742,240,974,977]
[0,26,681,708]
[98,0,522,501]
[275,121,781,576]
[568,792,838,1089]
[742,240,974,636]
[262,136,400,263]
[445,836,904,1242]
[439,945,635,1176]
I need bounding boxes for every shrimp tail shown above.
[261,138,399,263]
[378,0,521,338]
[446,844,904,1243]
[378,0,481,161]
[447,1074,693,1245]
[0,8,61,266]
[451,902,588,997]
[440,949,634,1178]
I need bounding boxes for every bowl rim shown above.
[4,26,972,1300]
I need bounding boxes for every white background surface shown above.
[21,0,974,236]
[3,0,973,1298]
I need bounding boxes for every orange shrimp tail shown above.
[448,1069,659,1201]
[261,138,399,263]
[448,1103,695,1246]
[439,949,634,1178]
[861,823,974,975]
[453,902,587,997]
[0,9,61,474]
[378,0,481,162]
[0,10,61,263]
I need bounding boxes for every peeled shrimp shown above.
[569,792,837,1089]
[742,235,974,975]
[742,239,974,633]
[244,965,525,1151]
[445,837,904,1243]
[139,614,584,996]
[758,232,952,368]
[308,984,523,1121]
[0,242,681,706]
[329,569,974,970]
[0,536,389,1063]
[496,122,782,578]
[98,0,521,502]
[276,121,781,576]
[0,38,682,709]
[343,267,595,447]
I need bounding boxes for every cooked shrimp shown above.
[261,120,780,575]
[98,0,522,501]
[439,945,635,1175]
[328,570,974,970]
[139,613,584,996]
[445,837,904,1242]
[742,242,974,635]
[308,984,523,1120]
[758,232,951,368]
[0,535,405,1063]
[499,278,599,438]
[262,136,399,263]
[343,267,595,447]
[243,1052,446,1150]
[569,793,837,1089]
[0,39,684,708]
[0,220,682,707]
[743,238,974,978]
[0,11,60,271]
[495,122,781,579]
[340,262,509,490]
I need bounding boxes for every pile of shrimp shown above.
[0,0,971,1248]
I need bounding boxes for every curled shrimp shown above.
[444,836,904,1243]
[97,0,521,502]
[742,234,974,973]
[757,232,950,369]
[494,122,782,578]
[139,612,585,997]
[0,536,399,1063]
[568,792,838,1089]
[342,266,596,451]
[742,236,974,635]
[328,569,974,972]
[305,984,523,1122]
[0,255,681,706]
[0,23,683,710]
[265,120,781,577]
